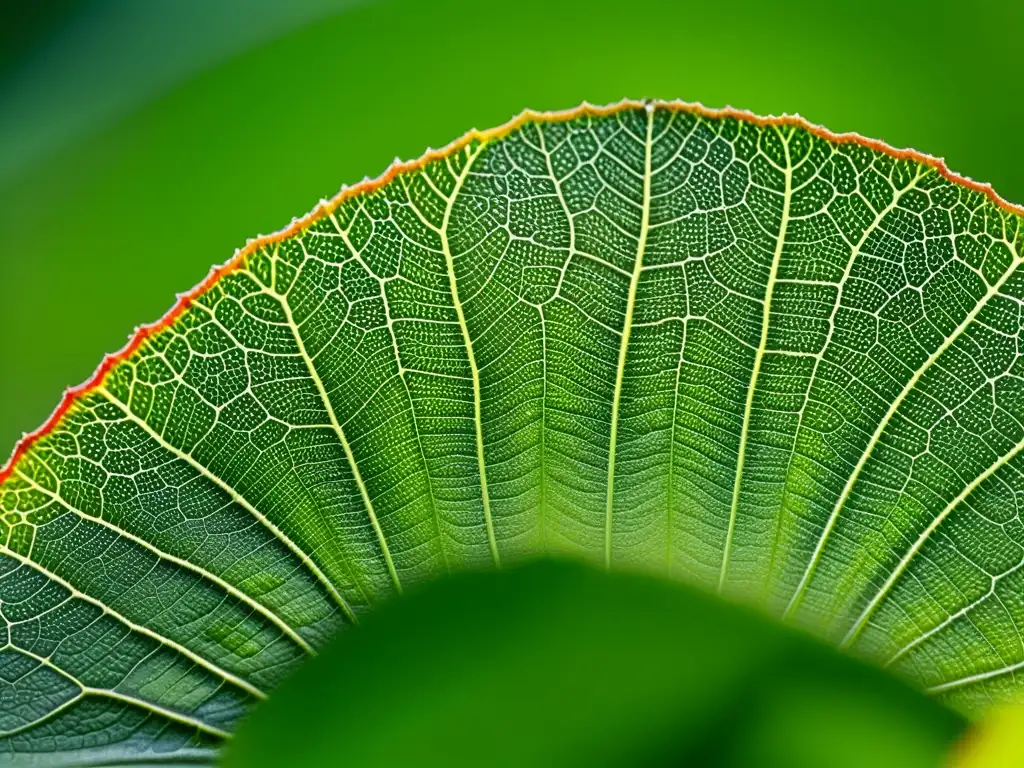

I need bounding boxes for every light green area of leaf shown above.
[2,102,1024,764]
[949,705,1024,767]
[223,560,965,768]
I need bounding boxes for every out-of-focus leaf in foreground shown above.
[223,559,965,768]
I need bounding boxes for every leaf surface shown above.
[2,100,1023,765]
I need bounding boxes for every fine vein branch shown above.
[719,127,793,594]
[97,386,358,623]
[605,106,655,568]
[784,247,1024,619]
[440,143,502,568]
[276,246,404,596]
[13,465,314,655]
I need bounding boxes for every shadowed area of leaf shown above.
[223,559,965,768]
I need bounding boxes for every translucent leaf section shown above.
[2,101,1024,765]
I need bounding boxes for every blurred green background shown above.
[1,0,1022,456]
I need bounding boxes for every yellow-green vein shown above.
[841,434,1024,649]
[341,197,451,574]
[275,245,403,595]
[0,547,265,701]
[719,126,793,594]
[784,244,1023,619]
[537,125,576,553]
[765,168,924,600]
[439,143,502,567]
[605,104,655,569]
[14,646,231,740]
[13,465,314,655]
[95,387,358,625]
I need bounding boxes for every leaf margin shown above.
[5,97,1023,488]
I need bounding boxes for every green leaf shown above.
[223,559,966,768]
[1,100,1022,764]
